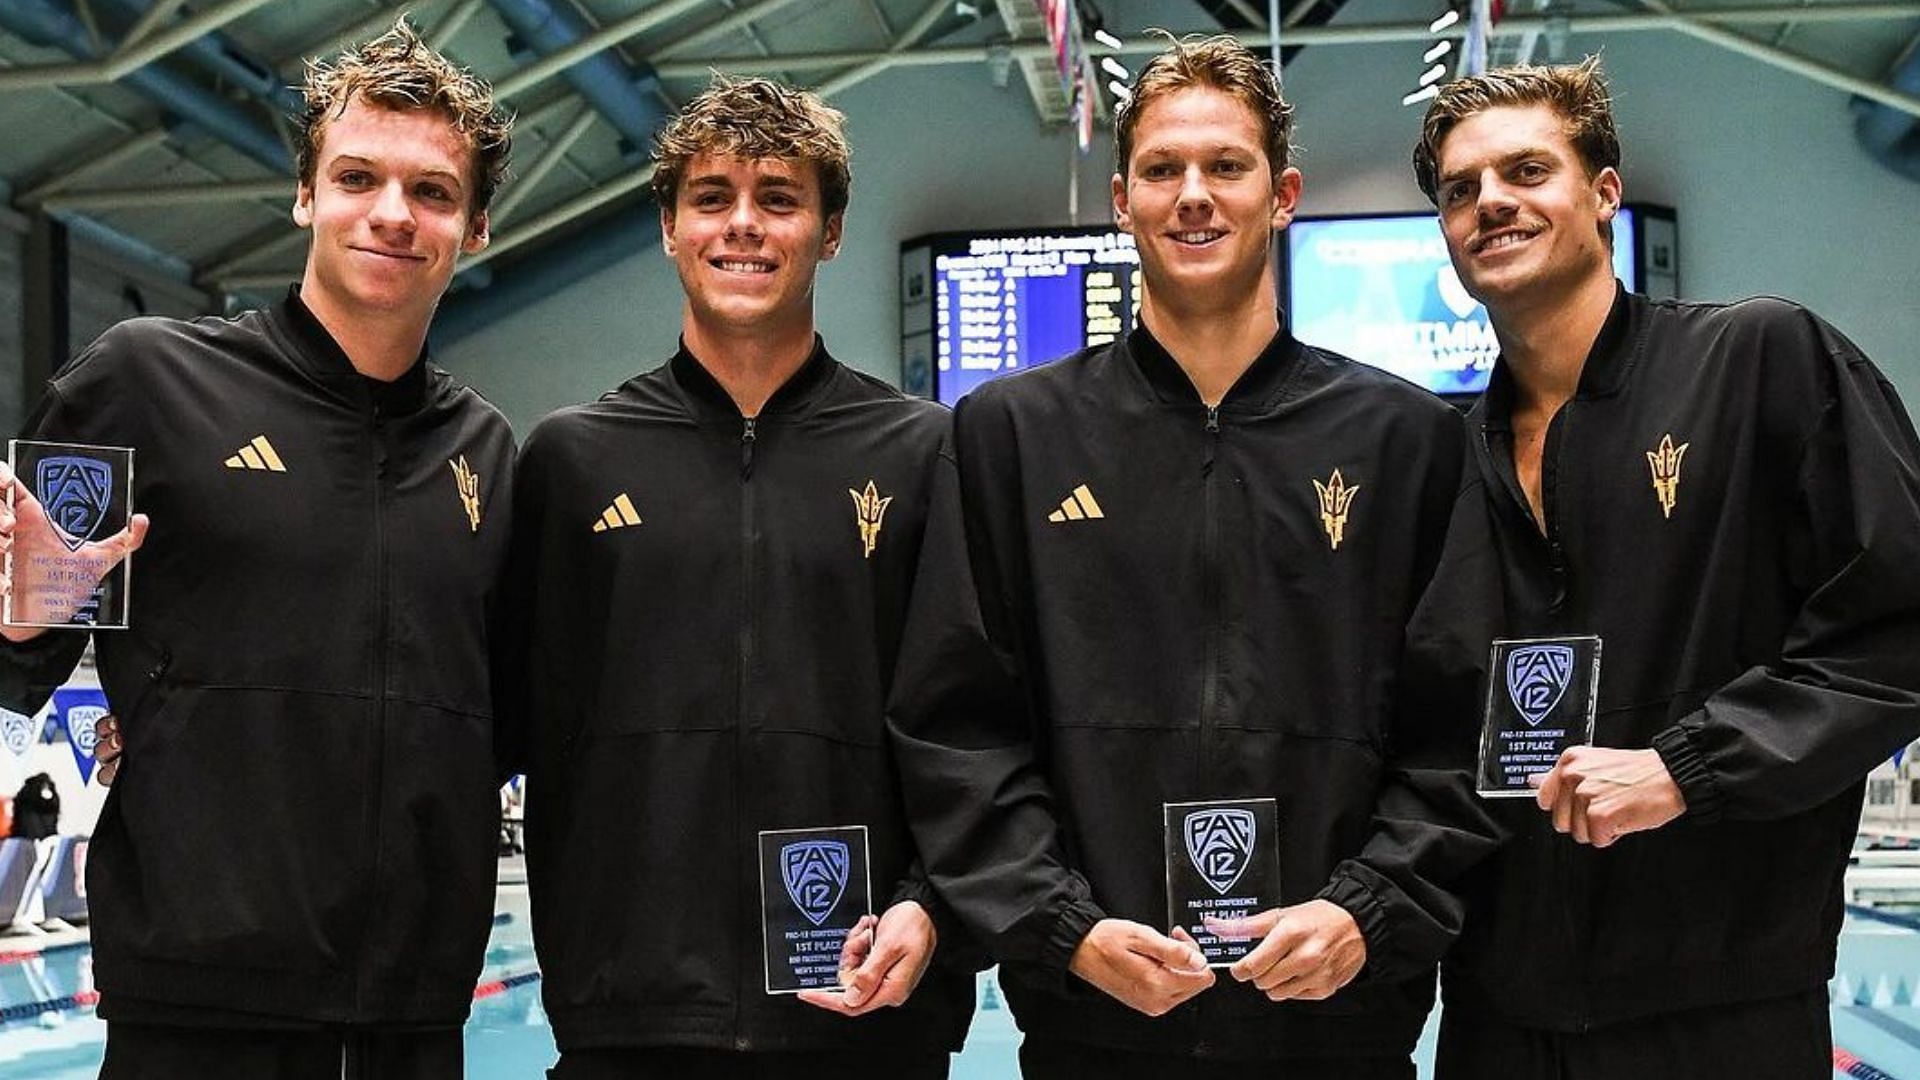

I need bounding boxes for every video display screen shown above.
[902,228,1140,406]
[901,207,1669,403]
[1283,208,1642,397]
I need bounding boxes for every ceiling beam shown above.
[0,0,282,91]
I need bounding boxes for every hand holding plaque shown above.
[3,441,144,632]
[1476,636,1602,797]
[759,825,873,994]
[1164,798,1282,968]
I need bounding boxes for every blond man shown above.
[0,20,514,1079]
[506,76,976,1078]
[1412,59,1920,1079]
[889,34,1494,1080]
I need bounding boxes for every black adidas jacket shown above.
[505,341,976,1055]
[1421,289,1920,1030]
[0,292,515,1026]
[888,322,1499,1060]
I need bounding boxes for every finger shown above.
[838,914,878,970]
[1531,762,1562,810]
[98,758,119,786]
[124,514,150,553]
[1161,926,1210,974]
[1204,907,1281,943]
[1551,780,1575,834]
[1570,794,1593,845]
[1225,912,1296,983]
[795,988,860,1015]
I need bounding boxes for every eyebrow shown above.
[686,173,802,189]
[328,154,464,187]
[1136,142,1253,158]
[1438,146,1554,187]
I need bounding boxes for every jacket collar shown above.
[270,286,430,416]
[1481,281,1637,432]
[668,334,838,422]
[1122,314,1304,411]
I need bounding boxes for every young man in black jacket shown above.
[888,35,1495,1079]
[506,76,976,1078]
[1412,59,1920,1078]
[0,20,515,1080]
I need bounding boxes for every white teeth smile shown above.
[716,259,773,272]
[1480,231,1533,252]
[1174,231,1223,244]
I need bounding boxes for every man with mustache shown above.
[1412,58,1920,1078]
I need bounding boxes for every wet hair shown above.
[652,74,852,218]
[1412,55,1619,205]
[1113,32,1295,176]
[297,17,513,215]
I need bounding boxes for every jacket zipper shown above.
[735,415,756,1051]
[1200,404,1222,787]
[356,403,393,1020]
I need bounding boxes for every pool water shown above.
[3,888,1914,1079]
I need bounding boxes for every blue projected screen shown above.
[924,229,1140,406]
[1284,208,1639,397]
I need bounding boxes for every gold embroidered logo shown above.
[850,480,893,558]
[592,493,642,533]
[1046,484,1105,523]
[449,456,482,532]
[1645,434,1689,519]
[1312,469,1360,550]
[224,435,286,472]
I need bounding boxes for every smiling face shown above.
[1432,102,1620,312]
[1113,86,1300,317]
[662,151,842,338]
[293,97,488,324]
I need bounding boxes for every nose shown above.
[724,193,764,241]
[368,179,415,232]
[1475,173,1519,225]
[1176,164,1213,214]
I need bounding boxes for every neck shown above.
[1488,269,1616,413]
[298,273,431,382]
[681,308,817,417]
[1139,268,1280,406]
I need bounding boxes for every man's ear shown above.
[463,210,490,256]
[821,212,844,261]
[292,183,315,229]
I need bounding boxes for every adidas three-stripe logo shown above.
[592,493,642,532]
[1046,484,1104,523]
[224,435,286,472]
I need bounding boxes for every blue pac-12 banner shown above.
[52,687,108,785]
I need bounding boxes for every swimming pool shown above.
[4,886,1914,1079]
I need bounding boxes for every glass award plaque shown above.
[5,440,135,630]
[1476,636,1602,797]
[759,825,872,994]
[1164,798,1281,968]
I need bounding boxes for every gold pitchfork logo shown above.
[450,456,482,533]
[1312,469,1361,551]
[1645,434,1689,519]
[849,480,893,559]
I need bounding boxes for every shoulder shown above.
[1296,341,1460,423]
[959,344,1106,418]
[60,310,268,386]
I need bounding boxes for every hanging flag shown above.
[1458,0,1494,77]
[53,687,108,785]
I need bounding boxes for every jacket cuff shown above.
[1652,721,1725,823]
[1037,899,1105,984]
[1317,865,1392,984]
[889,874,938,911]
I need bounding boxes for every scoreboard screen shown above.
[899,228,1139,406]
